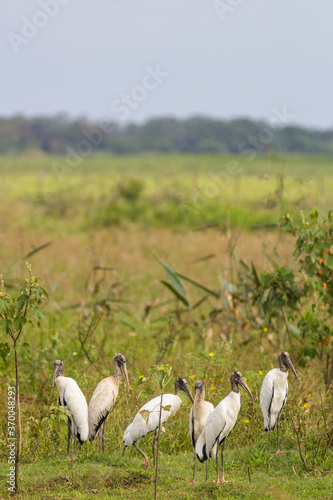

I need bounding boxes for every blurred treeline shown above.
[1,114,333,155]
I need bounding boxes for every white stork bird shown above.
[88,353,130,452]
[123,376,193,469]
[52,359,89,457]
[189,380,217,483]
[260,350,299,453]
[196,371,254,483]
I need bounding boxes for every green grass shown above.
[1,444,332,499]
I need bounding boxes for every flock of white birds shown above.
[52,350,299,483]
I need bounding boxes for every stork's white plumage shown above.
[189,380,217,483]
[88,353,130,452]
[52,359,89,457]
[123,376,193,469]
[196,371,254,483]
[260,351,299,453]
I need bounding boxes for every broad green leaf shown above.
[0,342,10,362]
[0,319,12,335]
[325,254,333,270]
[13,316,27,331]
[17,293,29,311]
[139,409,150,424]
[161,404,171,412]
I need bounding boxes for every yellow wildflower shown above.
[209,352,214,357]
[211,386,216,391]
[303,402,308,408]
[189,375,194,380]
[243,419,249,424]
[259,370,263,375]
[263,327,268,332]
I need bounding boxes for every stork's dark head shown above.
[52,359,64,389]
[230,370,254,402]
[193,380,205,403]
[175,376,194,404]
[113,353,130,392]
[278,351,299,381]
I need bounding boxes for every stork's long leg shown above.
[73,422,77,458]
[216,447,219,483]
[98,428,102,453]
[67,417,71,457]
[276,413,283,454]
[220,438,227,483]
[133,443,149,469]
[205,459,208,482]
[268,413,271,453]
[102,420,106,453]
[191,448,196,484]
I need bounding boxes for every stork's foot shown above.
[191,480,196,485]
[275,450,284,455]
[143,457,149,469]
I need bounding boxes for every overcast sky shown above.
[2,0,333,128]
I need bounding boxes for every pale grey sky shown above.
[2,0,333,128]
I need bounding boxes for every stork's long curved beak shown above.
[121,363,130,392]
[183,383,194,404]
[239,377,255,403]
[286,357,299,382]
[51,365,59,390]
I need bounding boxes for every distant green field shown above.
[0,153,332,232]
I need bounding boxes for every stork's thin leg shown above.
[191,448,196,484]
[133,443,149,469]
[67,418,71,458]
[220,438,227,483]
[216,447,219,483]
[205,459,208,482]
[73,422,77,458]
[98,428,102,453]
[268,413,271,453]
[152,429,158,467]
[102,420,106,453]
[276,413,283,454]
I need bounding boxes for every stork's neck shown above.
[196,389,205,402]
[278,356,288,373]
[231,379,239,393]
[113,361,122,380]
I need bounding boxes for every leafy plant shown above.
[0,264,48,492]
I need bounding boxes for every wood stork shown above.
[260,351,299,453]
[195,371,254,483]
[123,376,194,469]
[189,380,217,483]
[88,353,130,452]
[52,359,89,457]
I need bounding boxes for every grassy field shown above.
[0,153,333,498]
